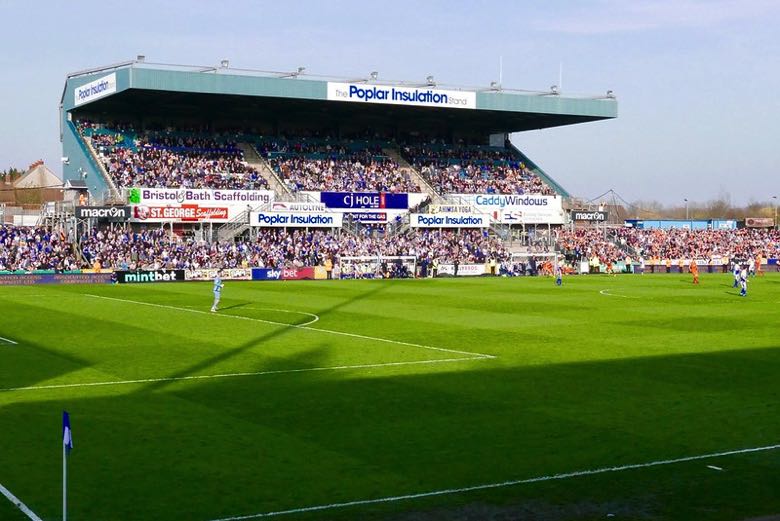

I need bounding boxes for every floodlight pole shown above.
[773,196,778,230]
[684,198,689,220]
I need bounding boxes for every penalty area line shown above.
[84,294,495,359]
[0,357,489,393]
[0,482,43,521]
[209,443,780,521]
[0,336,18,345]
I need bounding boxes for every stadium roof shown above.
[61,60,617,135]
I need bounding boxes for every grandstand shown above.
[51,59,618,273]
[60,60,615,200]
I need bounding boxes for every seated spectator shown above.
[78,122,269,191]
[401,143,556,195]
[261,138,420,192]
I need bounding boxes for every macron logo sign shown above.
[74,73,117,106]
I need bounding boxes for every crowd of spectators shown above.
[5,224,780,274]
[258,137,419,192]
[79,123,269,191]
[614,227,780,260]
[98,146,268,191]
[556,227,780,264]
[80,123,558,196]
[556,228,627,264]
[268,155,419,193]
[0,225,78,271]
[401,144,556,195]
[419,163,554,195]
[79,227,508,271]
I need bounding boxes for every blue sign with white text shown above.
[251,268,283,281]
[320,192,409,210]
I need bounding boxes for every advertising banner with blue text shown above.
[410,213,489,228]
[327,82,476,110]
[250,211,343,228]
[454,194,564,224]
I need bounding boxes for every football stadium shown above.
[1,57,779,521]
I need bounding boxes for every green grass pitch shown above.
[1,273,780,520]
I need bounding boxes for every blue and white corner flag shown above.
[62,411,73,454]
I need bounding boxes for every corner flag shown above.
[62,411,73,453]
[62,411,73,521]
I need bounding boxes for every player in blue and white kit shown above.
[554,264,562,286]
[739,265,748,297]
[733,262,741,288]
[211,270,224,312]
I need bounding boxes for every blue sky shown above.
[1,0,778,204]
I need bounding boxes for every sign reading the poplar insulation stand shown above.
[327,82,476,110]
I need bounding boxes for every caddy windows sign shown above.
[75,206,130,222]
[74,73,117,106]
[250,211,343,228]
[319,192,409,209]
[470,194,552,208]
[411,213,488,228]
[455,194,564,224]
[327,82,476,110]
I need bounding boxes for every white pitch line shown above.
[0,357,488,393]
[209,443,780,521]
[0,336,18,345]
[0,482,44,521]
[245,307,320,327]
[599,289,639,299]
[84,294,495,359]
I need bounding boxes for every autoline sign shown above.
[327,82,476,110]
[74,73,117,106]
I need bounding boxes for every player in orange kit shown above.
[690,260,699,285]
